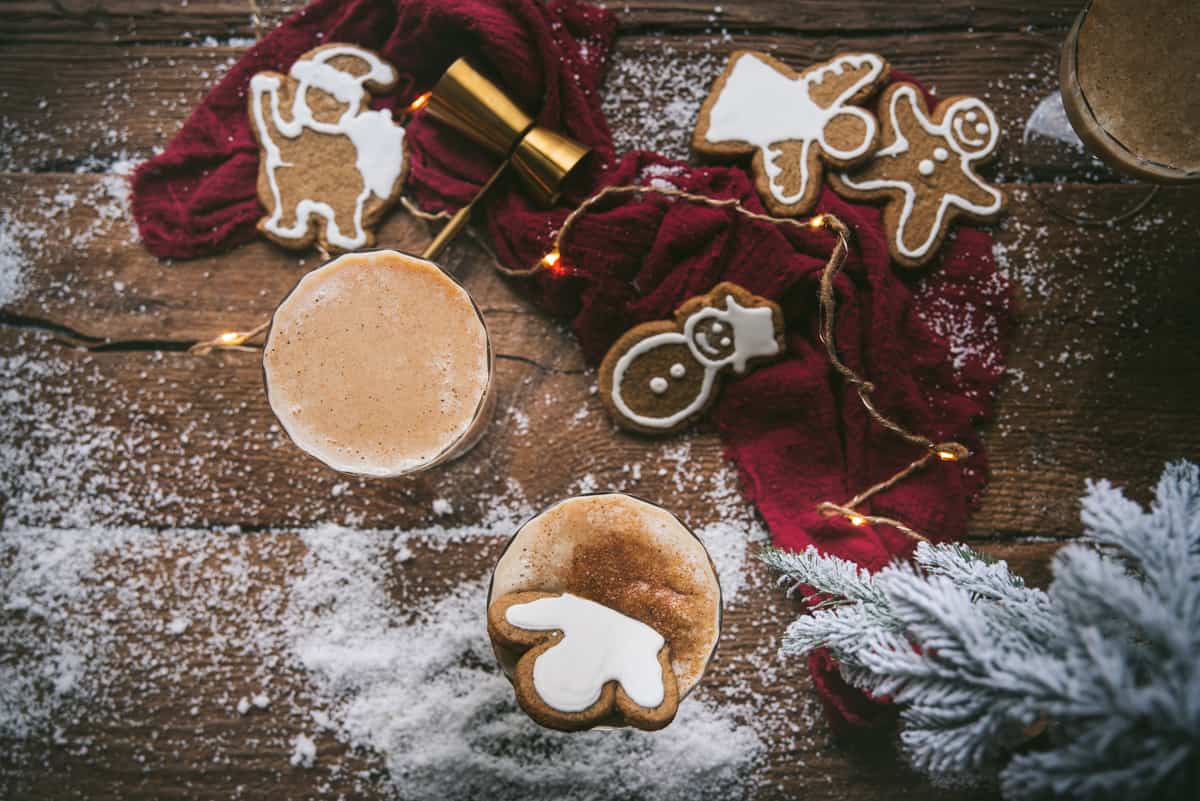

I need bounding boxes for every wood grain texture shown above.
[0,0,1082,44]
[0,31,1087,180]
[3,2,1199,800]
[3,175,1196,536]
[0,524,1054,801]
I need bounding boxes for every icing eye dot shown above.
[934,147,949,161]
[918,159,935,176]
[720,337,732,347]
[710,322,725,333]
[965,110,978,122]
[669,363,686,379]
[975,122,989,135]
[649,377,669,395]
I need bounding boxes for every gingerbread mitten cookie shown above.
[693,51,890,216]
[599,283,785,435]
[488,591,681,732]
[830,83,1006,268]
[249,44,408,253]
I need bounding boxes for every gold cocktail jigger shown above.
[421,58,590,260]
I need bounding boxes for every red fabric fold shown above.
[130,0,1012,728]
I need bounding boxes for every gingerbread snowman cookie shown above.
[487,591,681,732]
[829,83,1006,268]
[693,51,890,216]
[599,283,786,435]
[249,44,408,253]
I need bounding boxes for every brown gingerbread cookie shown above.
[692,51,890,216]
[598,283,785,435]
[829,83,1006,268]
[248,43,408,253]
[487,591,680,732]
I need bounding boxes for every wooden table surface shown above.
[2,2,1198,799]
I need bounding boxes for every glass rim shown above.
[261,248,496,479]
[1060,1,1200,185]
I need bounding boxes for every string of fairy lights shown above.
[191,182,965,543]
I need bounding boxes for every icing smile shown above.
[693,332,722,357]
[952,116,986,148]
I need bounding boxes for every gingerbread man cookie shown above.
[249,44,408,253]
[692,51,890,216]
[599,283,785,435]
[487,591,680,732]
[829,83,1006,268]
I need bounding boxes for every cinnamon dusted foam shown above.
[488,493,722,698]
[1063,0,1200,180]
[263,250,494,477]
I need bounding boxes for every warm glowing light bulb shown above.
[406,92,432,113]
[541,250,567,276]
[218,332,242,345]
[809,215,825,229]
[936,449,959,462]
[849,514,866,526]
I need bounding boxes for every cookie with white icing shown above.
[488,591,681,732]
[248,44,408,253]
[599,283,785,435]
[692,50,890,216]
[829,83,1006,268]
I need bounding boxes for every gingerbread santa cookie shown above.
[599,283,785,435]
[692,51,890,216]
[829,83,1006,268]
[488,591,681,732]
[248,44,408,253]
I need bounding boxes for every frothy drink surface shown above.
[264,251,491,476]
[1077,0,1200,171]
[489,493,722,698]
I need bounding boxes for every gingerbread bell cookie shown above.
[488,591,681,732]
[599,283,785,435]
[830,83,1006,268]
[249,44,408,253]
[693,51,890,216]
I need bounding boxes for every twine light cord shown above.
[496,184,966,540]
[495,183,835,278]
[190,182,967,541]
[188,320,270,355]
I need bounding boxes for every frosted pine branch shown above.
[760,461,1200,801]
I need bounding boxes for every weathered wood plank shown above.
[0,0,1081,45]
[0,525,1054,801]
[0,31,1087,181]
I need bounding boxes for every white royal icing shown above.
[505,593,666,713]
[838,85,1002,261]
[649,377,669,394]
[250,45,406,251]
[703,52,886,207]
[610,294,779,429]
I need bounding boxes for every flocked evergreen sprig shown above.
[760,460,1200,801]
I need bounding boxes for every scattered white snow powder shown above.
[431,498,454,517]
[285,528,765,800]
[289,734,317,768]
[0,210,32,307]
[601,45,721,160]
